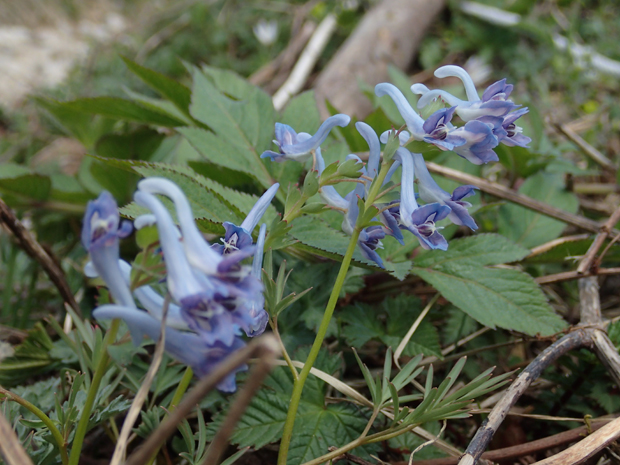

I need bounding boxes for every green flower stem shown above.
[277,228,360,465]
[68,319,120,465]
[0,387,69,465]
[277,159,394,465]
[301,422,419,465]
[169,367,194,411]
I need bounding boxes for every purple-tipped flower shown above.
[494,108,531,147]
[412,65,518,121]
[260,114,351,162]
[82,191,134,307]
[358,226,386,268]
[214,183,279,254]
[92,305,246,392]
[449,120,500,165]
[395,148,451,250]
[374,83,468,152]
[411,152,478,230]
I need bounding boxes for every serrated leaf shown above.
[121,56,192,116]
[498,172,579,248]
[340,295,442,358]
[413,263,566,336]
[415,234,530,268]
[51,97,187,126]
[0,163,51,201]
[289,216,410,279]
[186,68,277,193]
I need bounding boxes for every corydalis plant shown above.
[83,178,278,392]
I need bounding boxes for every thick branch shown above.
[314,0,446,118]
[578,277,620,387]
[0,197,82,317]
[457,330,592,465]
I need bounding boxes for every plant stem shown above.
[0,388,69,465]
[277,228,360,465]
[169,367,194,411]
[277,160,393,465]
[68,319,120,465]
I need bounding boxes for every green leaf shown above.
[185,67,277,193]
[121,56,192,115]
[340,295,442,358]
[93,158,277,232]
[412,263,566,336]
[414,234,530,268]
[289,216,410,279]
[207,349,377,464]
[0,164,51,201]
[280,91,320,134]
[50,97,187,126]
[498,172,579,248]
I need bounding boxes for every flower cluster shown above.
[82,178,278,392]
[260,65,528,266]
[82,65,529,390]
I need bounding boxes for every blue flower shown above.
[358,226,386,268]
[449,120,500,165]
[214,183,279,254]
[480,108,531,148]
[374,84,468,151]
[395,148,451,250]
[260,114,351,162]
[92,305,246,392]
[411,152,478,230]
[82,191,133,308]
[411,65,518,121]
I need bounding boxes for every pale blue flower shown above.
[214,183,279,255]
[448,120,500,165]
[92,305,246,392]
[479,108,531,148]
[82,191,133,308]
[260,114,351,162]
[411,152,478,230]
[395,148,450,250]
[411,65,518,121]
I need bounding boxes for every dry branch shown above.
[393,419,612,465]
[531,416,620,465]
[314,0,446,118]
[0,197,82,317]
[125,335,280,465]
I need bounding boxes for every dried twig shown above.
[531,416,620,465]
[535,267,620,285]
[555,123,617,170]
[393,419,613,465]
[426,161,615,235]
[456,330,592,465]
[576,206,620,274]
[0,408,34,465]
[0,197,82,317]
[272,14,337,111]
[578,277,620,387]
[125,335,280,465]
[200,342,280,465]
[109,296,170,465]
[249,21,316,90]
